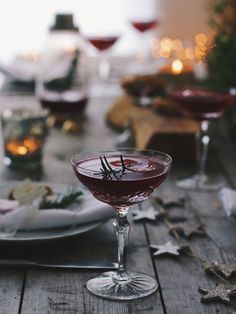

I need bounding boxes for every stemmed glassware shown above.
[86,35,119,81]
[130,18,158,73]
[131,19,157,57]
[71,148,172,300]
[170,88,234,191]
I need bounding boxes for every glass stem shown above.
[137,33,150,64]
[113,208,131,282]
[98,52,110,81]
[196,120,210,177]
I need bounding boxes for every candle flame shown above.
[171,59,183,75]
[6,138,41,156]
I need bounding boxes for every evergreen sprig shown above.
[207,0,236,87]
[39,189,83,209]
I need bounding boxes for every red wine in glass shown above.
[170,88,234,191]
[171,88,233,121]
[40,92,88,113]
[87,36,119,51]
[74,155,168,208]
[71,149,171,300]
[131,19,157,33]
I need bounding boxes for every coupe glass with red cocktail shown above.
[71,148,172,300]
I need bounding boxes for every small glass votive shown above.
[1,108,49,169]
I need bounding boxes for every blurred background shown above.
[0,0,211,61]
[0,0,235,171]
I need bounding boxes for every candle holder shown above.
[1,109,49,169]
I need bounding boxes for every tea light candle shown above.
[159,59,192,75]
[1,108,49,169]
[6,138,41,157]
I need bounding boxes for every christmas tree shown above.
[207,0,236,88]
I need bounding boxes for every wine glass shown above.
[86,35,119,81]
[71,148,172,300]
[130,18,158,72]
[170,88,234,191]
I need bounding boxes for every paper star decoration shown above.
[169,221,205,238]
[155,195,185,208]
[204,261,236,278]
[150,241,181,256]
[199,284,232,304]
[132,207,160,221]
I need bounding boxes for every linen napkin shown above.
[0,197,115,238]
[218,187,236,219]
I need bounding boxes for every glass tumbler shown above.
[1,108,49,169]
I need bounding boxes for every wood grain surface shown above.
[0,94,235,313]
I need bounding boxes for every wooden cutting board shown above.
[106,95,199,163]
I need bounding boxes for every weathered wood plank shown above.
[0,94,235,313]
[20,208,164,314]
[143,165,235,314]
[0,270,24,314]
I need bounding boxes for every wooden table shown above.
[0,93,235,314]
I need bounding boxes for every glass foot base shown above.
[176,174,224,192]
[86,271,158,300]
[4,156,42,170]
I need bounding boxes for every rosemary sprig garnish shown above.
[95,156,121,180]
[39,189,83,209]
[94,155,139,180]
[120,154,126,173]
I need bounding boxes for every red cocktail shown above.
[74,155,168,208]
[131,20,157,33]
[170,88,234,190]
[171,88,233,121]
[71,149,172,300]
[87,36,119,51]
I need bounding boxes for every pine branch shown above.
[39,190,83,209]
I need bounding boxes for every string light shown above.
[172,39,183,51]
[151,33,209,62]
[195,33,208,46]
[185,47,195,60]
